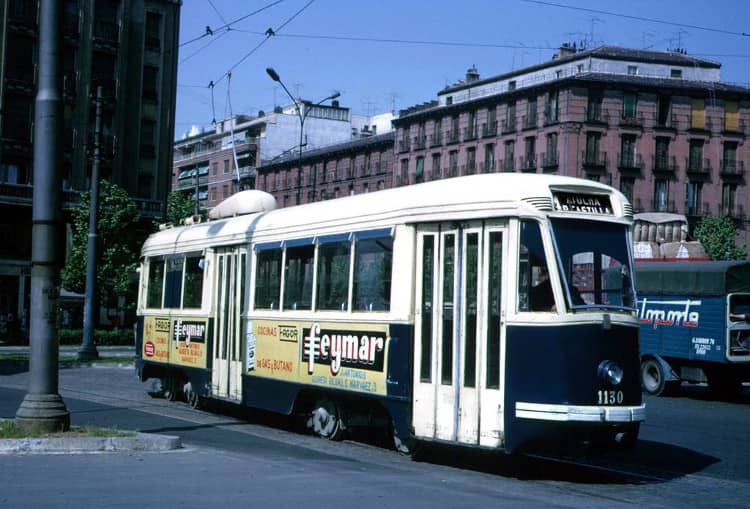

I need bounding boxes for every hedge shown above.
[58,328,134,346]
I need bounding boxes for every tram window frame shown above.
[353,233,393,312]
[420,234,435,382]
[254,247,282,310]
[316,236,351,311]
[182,255,205,309]
[283,242,315,311]
[518,220,555,312]
[486,230,503,390]
[146,258,165,309]
[164,256,184,308]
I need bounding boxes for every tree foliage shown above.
[694,215,747,261]
[165,191,196,225]
[61,181,141,313]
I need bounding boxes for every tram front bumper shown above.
[515,402,646,423]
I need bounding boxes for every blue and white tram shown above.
[135,173,644,453]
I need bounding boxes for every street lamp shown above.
[266,67,340,204]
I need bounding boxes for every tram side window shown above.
[164,257,184,308]
[146,259,164,308]
[182,256,204,309]
[317,240,350,311]
[518,221,554,312]
[255,249,282,309]
[353,236,393,311]
[284,245,314,310]
[486,231,503,389]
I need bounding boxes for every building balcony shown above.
[653,112,678,130]
[722,204,745,223]
[518,155,536,172]
[135,198,165,218]
[461,162,477,175]
[686,157,712,180]
[397,139,411,153]
[93,20,120,47]
[500,159,515,172]
[651,154,677,175]
[521,114,537,130]
[582,150,607,169]
[412,135,426,151]
[482,121,498,138]
[177,176,209,189]
[427,168,439,181]
[481,160,495,173]
[651,199,677,213]
[541,151,558,170]
[445,130,460,145]
[428,133,442,147]
[619,112,645,129]
[501,118,516,134]
[686,201,711,218]
[463,126,477,142]
[720,159,745,180]
[444,164,458,178]
[584,105,608,124]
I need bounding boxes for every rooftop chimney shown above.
[466,65,480,82]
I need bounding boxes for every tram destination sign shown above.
[552,191,613,215]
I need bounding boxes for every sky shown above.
[174,0,750,137]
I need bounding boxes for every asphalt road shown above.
[1,366,749,508]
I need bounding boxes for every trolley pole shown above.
[15,0,70,433]
[78,86,103,361]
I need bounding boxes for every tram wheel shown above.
[640,357,666,396]
[307,399,345,440]
[184,382,202,409]
[162,376,180,402]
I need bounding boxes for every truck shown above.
[635,261,750,397]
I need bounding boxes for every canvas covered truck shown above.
[635,261,750,397]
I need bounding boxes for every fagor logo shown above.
[303,323,387,376]
[638,298,701,329]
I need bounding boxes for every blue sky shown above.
[175,0,750,137]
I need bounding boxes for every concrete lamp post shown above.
[265,67,340,204]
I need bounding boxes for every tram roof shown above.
[143,173,629,256]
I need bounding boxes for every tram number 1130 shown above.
[597,390,624,405]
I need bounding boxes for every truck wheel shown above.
[307,398,345,440]
[640,357,666,396]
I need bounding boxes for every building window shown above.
[508,80,516,91]
[654,180,669,211]
[585,132,601,163]
[446,96,453,105]
[654,137,669,170]
[725,101,739,132]
[688,139,704,171]
[686,181,703,215]
[145,11,162,52]
[622,92,637,120]
[211,162,217,176]
[627,65,638,75]
[577,64,584,73]
[544,133,558,167]
[222,185,228,199]
[448,151,458,177]
[142,66,158,101]
[656,95,672,127]
[503,140,515,171]
[620,177,635,203]
[223,159,229,174]
[723,142,738,173]
[690,98,706,129]
[545,90,559,123]
[431,153,441,179]
[137,174,153,199]
[210,187,217,201]
[415,156,424,182]
[722,183,737,215]
[670,69,682,78]
[523,137,536,169]
[484,143,495,172]
[400,159,409,185]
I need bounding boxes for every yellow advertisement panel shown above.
[171,318,208,368]
[142,316,208,369]
[142,316,170,363]
[246,319,390,397]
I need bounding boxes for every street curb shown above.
[0,432,182,455]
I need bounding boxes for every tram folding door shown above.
[211,247,246,401]
[413,222,507,447]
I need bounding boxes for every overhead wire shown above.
[521,0,750,38]
[180,0,286,47]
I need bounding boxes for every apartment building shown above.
[392,45,750,246]
[0,0,180,334]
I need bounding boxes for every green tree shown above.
[694,215,747,260]
[164,191,196,225]
[61,181,141,318]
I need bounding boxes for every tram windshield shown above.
[550,219,635,311]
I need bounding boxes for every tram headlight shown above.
[598,360,624,386]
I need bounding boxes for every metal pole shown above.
[298,110,304,204]
[78,87,102,361]
[15,0,70,433]
[194,170,199,215]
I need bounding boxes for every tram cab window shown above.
[353,236,393,311]
[518,221,555,312]
[146,259,165,308]
[182,256,205,309]
[317,240,351,311]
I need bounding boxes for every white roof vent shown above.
[208,190,277,220]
